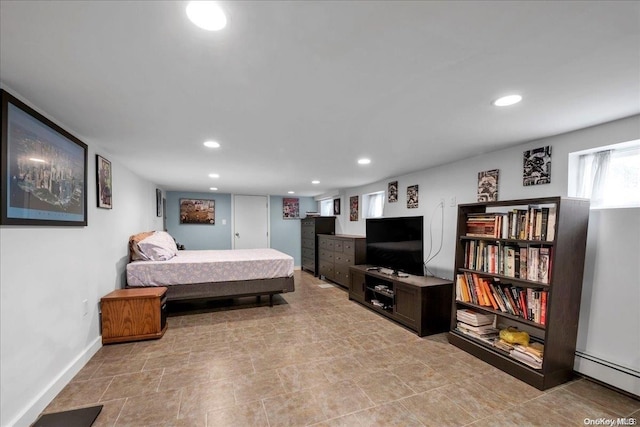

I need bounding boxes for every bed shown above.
[125,231,295,305]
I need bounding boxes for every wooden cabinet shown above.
[101,287,168,344]
[447,197,590,390]
[318,234,366,288]
[349,265,452,337]
[301,216,335,276]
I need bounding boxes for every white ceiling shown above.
[1,1,639,196]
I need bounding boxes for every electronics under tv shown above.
[366,216,424,276]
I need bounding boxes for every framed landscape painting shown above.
[1,89,88,226]
[180,198,215,224]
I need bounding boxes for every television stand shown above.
[349,265,453,336]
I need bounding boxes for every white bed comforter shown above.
[126,248,294,287]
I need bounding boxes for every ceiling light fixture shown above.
[186,1,227,31]
[311,180,320,185]
[203,140,220,148]
[493,94,522,107]
[208,173,220,178]
[288,191,295,194]
[358,158,371,165]
[209,187,218,191]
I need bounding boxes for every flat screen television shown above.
[366,216,424,276]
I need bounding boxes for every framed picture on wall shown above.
[180,198,215,224]
[333,198,341,215]
[350,195,359,221]
[96,155,112,209]
[0,89,88,226]
[407,185,419,209]
[477,169,499,202]
[283,197,299,219]
[523,146,552,186]
[156,189,162,217]
[388,181,398,203]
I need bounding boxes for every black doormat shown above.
[32,405,103,427]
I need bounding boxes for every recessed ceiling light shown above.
[358,158,371,165]
[186,1,227,31]
[312,180,320,185]
[288,191,295,194]
[493,94,522,107]
[203,140,220,148]
[208,173,220,178]
[209,187,218,191]
[29,158,46,163]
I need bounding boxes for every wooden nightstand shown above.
[100,287,168,344]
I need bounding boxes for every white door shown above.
[233,195,269,249]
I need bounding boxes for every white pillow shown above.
[137,231,178,261]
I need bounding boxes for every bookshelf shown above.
[447,197,590,390]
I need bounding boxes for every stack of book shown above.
[493,338,544,369]
[455,309,498,344]
[509,343,544,370]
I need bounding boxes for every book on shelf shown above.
[466,204,557,241]
[456,275,548,325]
[456,309,495,326]
[463,241,552,283]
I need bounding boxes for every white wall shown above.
[336,115,640,395]
[0,88,163,427]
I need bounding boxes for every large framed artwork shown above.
[523,146,552,186]
[1,89,88,226]
[96,155,112,209]
[180,198,215,224]
[283,197,299,219]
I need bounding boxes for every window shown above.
[569,140,640,208]
[320,199,333,216]
[363,191,384,218]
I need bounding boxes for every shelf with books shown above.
[448,197,590,390]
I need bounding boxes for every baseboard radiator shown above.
[574,351,640,398]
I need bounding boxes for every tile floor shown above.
[41,271,639,426]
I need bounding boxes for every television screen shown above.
[366,216,424,276]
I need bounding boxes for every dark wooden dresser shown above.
[301,216,335,276]
[318,234,366,288]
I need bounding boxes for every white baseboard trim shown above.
[574,351,640,398]
[7,337,102,427]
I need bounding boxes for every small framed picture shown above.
[333,198,341,215]
[156,189,162,217]
[523,146,552,186]
[283,197,300,219]
[407,185,419,209]
[96,155,112,209]
[388,181,398,203]
[478,169,499,202]
[350,195,359,221]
